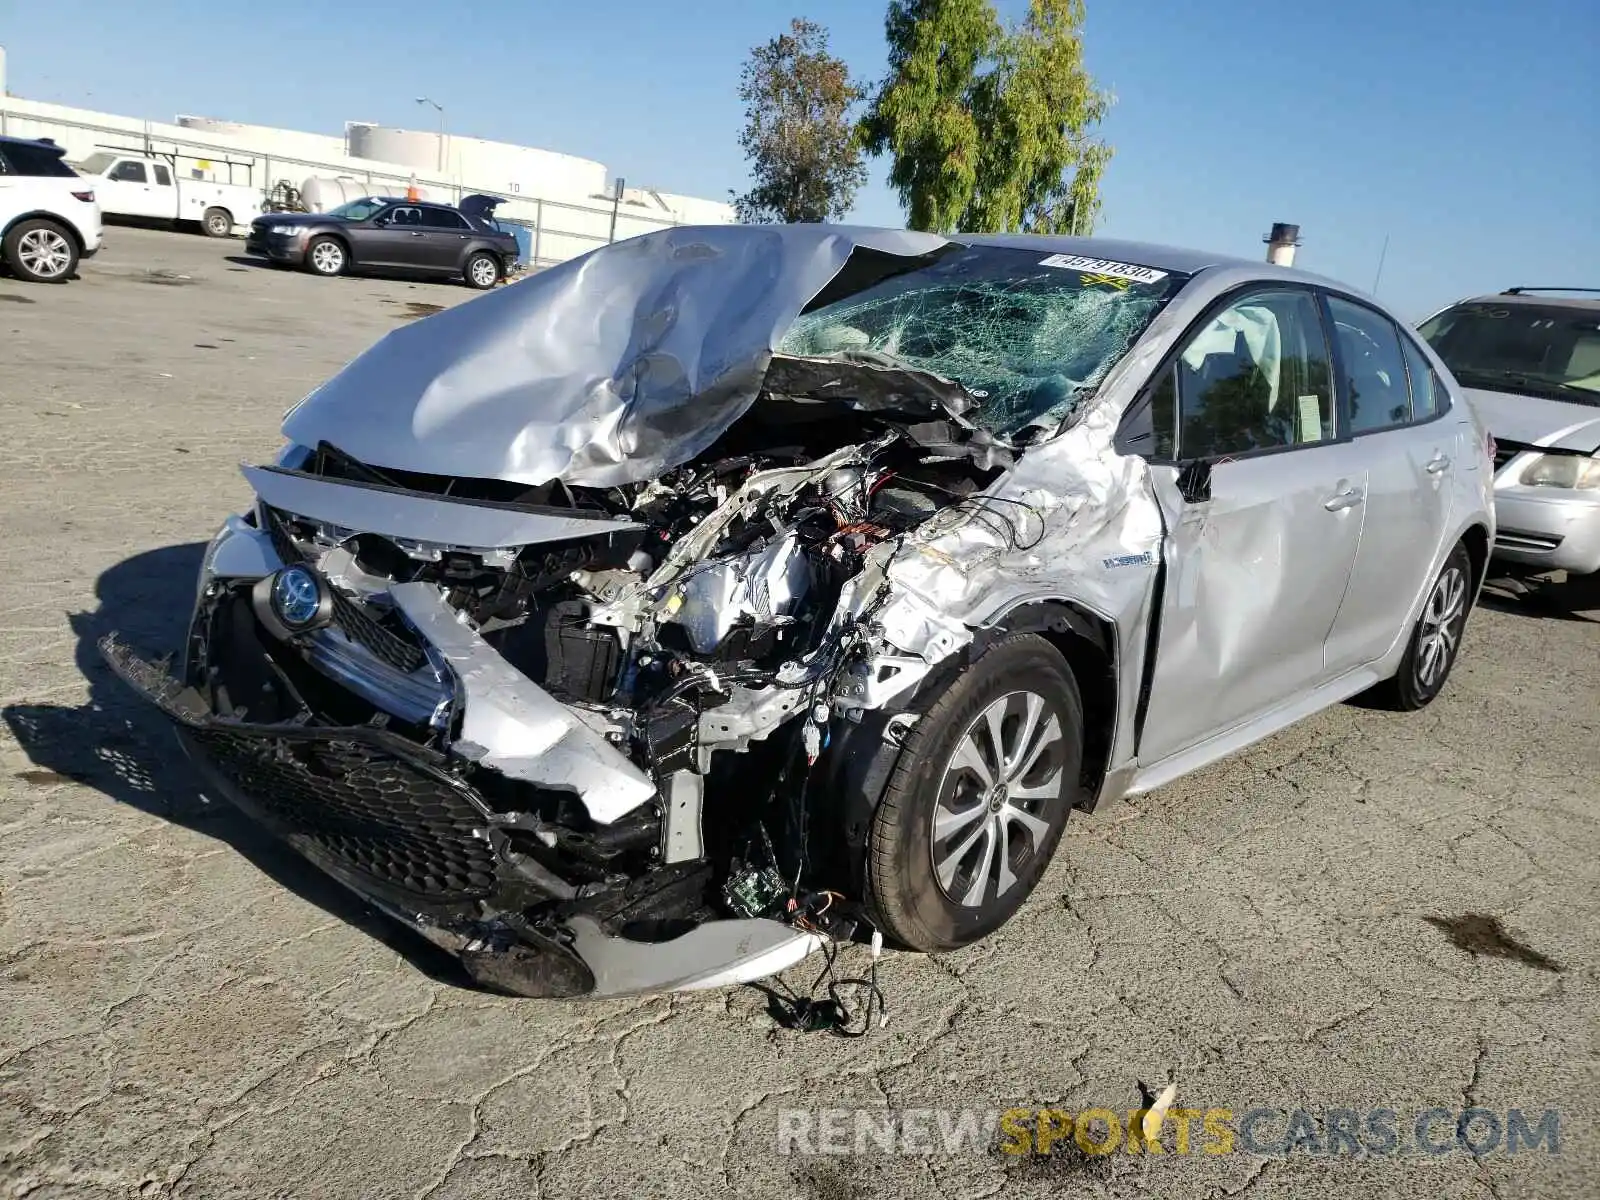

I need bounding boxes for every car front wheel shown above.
[865,634,1083,952]
[305,236,347,277]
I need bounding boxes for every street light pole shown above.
[414,96,445,175]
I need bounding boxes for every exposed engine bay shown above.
[104,384,1018,998]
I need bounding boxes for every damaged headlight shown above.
[1519,453,1600,490]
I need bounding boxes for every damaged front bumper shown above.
[99,496,831,998]
[101,637,820,998]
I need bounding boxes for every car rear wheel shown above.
[1372,542,1473,710]
[3,219,78,283]
[465,251,500,290]
[202,207,233,238]
[306,236,347,277]
[865,634,1082,952]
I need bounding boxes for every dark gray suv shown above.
[246,194,520,289]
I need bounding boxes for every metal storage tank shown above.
[345,123,607,198]
[301,176,369,212]
[176,114,348,163]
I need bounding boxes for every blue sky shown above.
[3,0,1595,316]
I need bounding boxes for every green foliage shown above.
[735,19,869,224]
[861,0,1113,234]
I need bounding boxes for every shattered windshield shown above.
[778,246,1185,436]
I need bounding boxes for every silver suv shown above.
[1420,289,1600,586]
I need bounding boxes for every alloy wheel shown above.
[18,228,72,278]
[470,256,498,287]
[1417,565,1467,689]
[311,242,344,274]
[929,690,1066,908]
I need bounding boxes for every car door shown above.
[100,159,169,219]
[418,206,473,270]
[1133,286,1371,764]
[1322,296,1457,674]
[148,162,177,218]
[359,204,434,268]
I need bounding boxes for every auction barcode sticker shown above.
[1039,254,1168,285]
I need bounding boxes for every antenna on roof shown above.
[1371,233,1390,296]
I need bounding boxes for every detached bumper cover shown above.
[99,634,819,998]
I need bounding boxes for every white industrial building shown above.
[0,45,734,267]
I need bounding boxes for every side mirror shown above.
[373,216,388,228]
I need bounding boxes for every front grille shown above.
[191,727,495,900]
[1496,530,1563,553]
[329,587,427,674]
[263,506,428,674]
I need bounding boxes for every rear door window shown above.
[1400,335,1439,420]
[1328,296,1412,433]
[152,164,173,186]
[420,207,468,230]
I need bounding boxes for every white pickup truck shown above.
[74,152,263,237]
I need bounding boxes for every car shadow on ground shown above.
[1478,576,1599,624]
[1,543,472,989]
[223,255,280,271]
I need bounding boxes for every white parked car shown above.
[0,135,103,283]
[1419,288,1600,597]
[74,152,262,238]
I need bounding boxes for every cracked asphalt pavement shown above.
[2,227,1596,1199]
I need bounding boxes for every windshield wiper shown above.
[1454,368,1600,406]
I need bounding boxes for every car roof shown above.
[0,135,67,154]
[946,231,1367,296]
[1455,289,1600,312]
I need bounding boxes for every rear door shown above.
[1323,296,1456,674]
[1134,286,1370,763]
[417,206,473,270]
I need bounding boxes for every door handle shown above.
[1323,486,1364,512]
[410,231,424,237]
[1425,454,1451,474]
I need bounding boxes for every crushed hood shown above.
[282,224,951,487]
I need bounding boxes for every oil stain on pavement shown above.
[1425,913,1563,972]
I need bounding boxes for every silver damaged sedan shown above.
[103,227,1495,998]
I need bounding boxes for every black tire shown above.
[3,218,78,283]
[464,251,500,290]
[305,235,347,277]
[201,207,233,238]
[1371,541,1474,710]
[865,634,1083,952]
